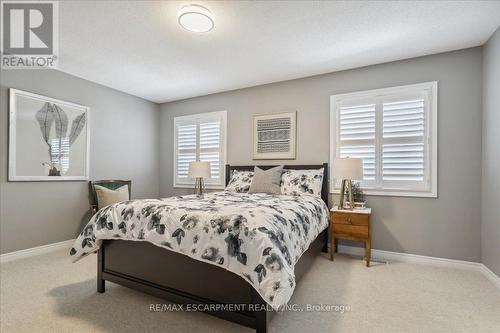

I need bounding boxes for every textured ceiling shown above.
[58,1,500,103]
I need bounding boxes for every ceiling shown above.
[59,1,500,103]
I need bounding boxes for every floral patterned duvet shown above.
[70,191,329,308]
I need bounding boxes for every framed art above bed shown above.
[253,111,296,160]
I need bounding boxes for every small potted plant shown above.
[342,182,366,209]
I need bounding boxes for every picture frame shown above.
[253,111,296,160]
[8,88,90,181]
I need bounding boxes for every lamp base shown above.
[194,177,205,198]
[338,179,355,210]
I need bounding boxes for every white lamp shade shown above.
[333,158,364,180]
[188,161,211,178]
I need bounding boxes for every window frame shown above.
[173,110,227,189]
[329,82,438,198]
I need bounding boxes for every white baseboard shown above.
[337,245,500,289]
[0,239,75,264]
[338,245,481,270]
[1,239,498,290]
[480,264,500,289]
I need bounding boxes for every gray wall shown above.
[481,28,500,276]
[0,69,159,254]
[160,48,483,262]
[1,47,489,265]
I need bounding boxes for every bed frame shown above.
[97,163,329,333]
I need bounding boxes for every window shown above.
[330,82,437,197]
[174,111,227,188]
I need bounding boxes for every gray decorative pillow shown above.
[225,170,254,193]
[248,165,284,194]
[280,168,323,196]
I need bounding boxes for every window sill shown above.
[330,188,437,198]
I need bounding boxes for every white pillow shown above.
[280,168,323,196]
[94,184,129,208]
[225,170,254,193]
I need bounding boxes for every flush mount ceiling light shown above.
[178,4,214,33]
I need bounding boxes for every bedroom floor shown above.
[1,249,499,333]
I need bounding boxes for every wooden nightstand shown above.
[330,206,372,267]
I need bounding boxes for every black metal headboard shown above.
[225,163,329,206]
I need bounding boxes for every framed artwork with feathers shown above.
[8,88,90,181]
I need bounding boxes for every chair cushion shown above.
[94,184,129,209]
[248,165,283,194]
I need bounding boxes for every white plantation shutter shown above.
[199,121,222,183]
[176,123,197,179]
[382,99,425,183]
[331,82,437,197]
[338,104,376,181]
[174,111,227,187]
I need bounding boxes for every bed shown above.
[71,163,329,333]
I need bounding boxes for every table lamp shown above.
[188,161,211,197]
[333,157,364,209]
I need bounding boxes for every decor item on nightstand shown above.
[350,182,366,208]
[8,88,90,181]
[333,157,363,210]
[330,206,372,266]
[189,161,211,197]
[253,111,296,160]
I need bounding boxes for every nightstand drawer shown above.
[332,212,369,226]
[333,224,369,238]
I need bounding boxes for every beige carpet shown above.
[1,248,499,333]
